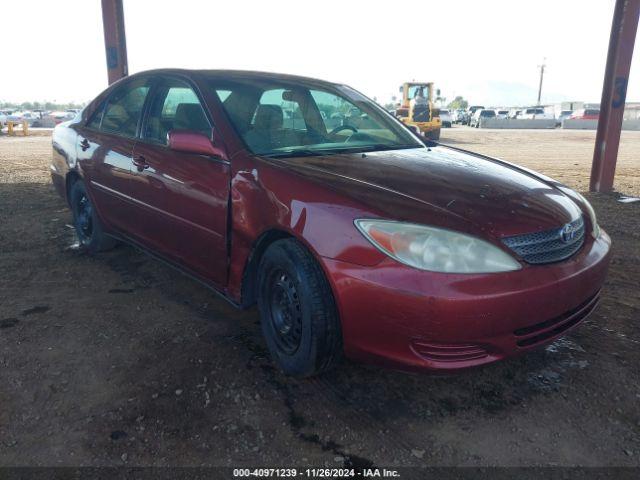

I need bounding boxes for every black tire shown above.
[427,128,441,141]
[69,180,117,254]
[257,238,342,377]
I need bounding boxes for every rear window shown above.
[585,109,600,115]
[480,110,496,117]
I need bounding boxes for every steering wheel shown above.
[329,124,358,136]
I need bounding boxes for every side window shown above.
[143,79,211,144]
[101,80,150,137]
[86,100,105,130]
[216,90,232,103]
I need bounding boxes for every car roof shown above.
[126,68,340,87]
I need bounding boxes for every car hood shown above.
[273,146,582,238]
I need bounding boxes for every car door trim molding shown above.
[90,180,223,239]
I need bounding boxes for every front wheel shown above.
[426,128,441,141]
[257,239,343,377]
[70,180,117,254]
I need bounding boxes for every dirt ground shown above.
[0,129,639,471]
[440,126,640,195]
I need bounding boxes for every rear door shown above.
[130,76,230,286]
[76,77,151,234]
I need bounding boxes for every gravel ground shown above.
[0,130,639,470]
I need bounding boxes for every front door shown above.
[130,77,230,286]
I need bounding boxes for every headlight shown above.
[573,192,601,239]
[355,220,521,273]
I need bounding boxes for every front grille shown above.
[502,216,585,264]
[514,291,600,347]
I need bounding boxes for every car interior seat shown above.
[244,104,284,153]
[173,103,211,136]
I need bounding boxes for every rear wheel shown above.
[70,180,117,254]
[257,239,342,377]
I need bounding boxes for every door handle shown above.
[79,138,90,151]
[132,155,149,172]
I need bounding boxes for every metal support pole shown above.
[590,0,640,192]
[101,0,128,85]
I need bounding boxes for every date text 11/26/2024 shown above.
[233,468,401,477]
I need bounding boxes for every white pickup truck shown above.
[519,107,553,120]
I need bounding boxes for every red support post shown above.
[101,0,128,85]
[590,0,640,192]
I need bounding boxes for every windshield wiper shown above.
[261,149,333,158]
[261,144,422,159]
[354,144,422,153]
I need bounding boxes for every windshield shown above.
[209,77,422,157]
[407,85,431,100]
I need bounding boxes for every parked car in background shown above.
[439,108,452,128]
[570,109,600,120]
[556,110,574,126]
[470,108,496,127]
[48,111,76,125]
[51,69,610,377]
[452,109,467,124]
[6,111,25,124]
[519,107,551,120]
[495,109,509,119]
[7,111,42,126]
[465,105,485,125]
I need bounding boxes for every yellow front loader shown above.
[395,82,441,141]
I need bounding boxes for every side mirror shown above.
[167,130,227,159]
[436,89,441,96]
[399,86,403,93]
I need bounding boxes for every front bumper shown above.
[322,231,611,373]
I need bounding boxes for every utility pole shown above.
[537,58,546,105]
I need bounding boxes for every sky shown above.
[2,0,639,107]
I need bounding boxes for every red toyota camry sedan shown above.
[51,69,611,377]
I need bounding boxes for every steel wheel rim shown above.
[268,269,303,355]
